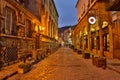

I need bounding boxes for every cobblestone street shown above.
[8,48,120,80]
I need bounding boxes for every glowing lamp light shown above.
[35,25,39,33]
[55,36,58,40]
[42,27,45,31]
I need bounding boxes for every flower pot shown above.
[83,53,90,59]
[18,67,30,74]
[92,57,106,68]
[18,63,31,74]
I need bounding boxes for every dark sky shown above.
[54,0,78,28]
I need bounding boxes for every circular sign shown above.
[88,17,96,24]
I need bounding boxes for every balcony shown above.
[105,0,120,11]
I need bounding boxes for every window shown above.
[103,34,109,51]
[103,27,109,51]
[94,36,96,49]
[84,35,88,49]
[0,19,5,33]
[96,30,100,50]
[4,7,16,35]
[83,4,85,13]
[79,31,82,49]
[91,32,95,49]
[79,37,82,49]
[107,34,109,50]
[26,19,32,38]
[88,0,90,8]
[96,36,100,50]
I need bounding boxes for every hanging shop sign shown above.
[88,16,96,24]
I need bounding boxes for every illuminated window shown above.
[103,27,109,51]
[18,11,25,24]
[79,31,82,49]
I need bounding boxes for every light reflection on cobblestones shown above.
[8,48,120,80]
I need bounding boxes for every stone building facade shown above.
[0,0,58,64]
[110,11,120,59]
[58,26,73,47]
[105,0,120,59]
[105,0,120,11]
[72,0,119,59]
[40,0,59,48]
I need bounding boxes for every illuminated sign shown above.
[88,17,96,24]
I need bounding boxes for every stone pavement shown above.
[7,48,120,80]
[0,62,22,80]
[107,59,120,73]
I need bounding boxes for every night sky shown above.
[54,0,78,28]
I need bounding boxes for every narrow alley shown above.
[0,0,120,80]
[8,48,120,80]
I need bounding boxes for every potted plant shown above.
[18,63,31,74]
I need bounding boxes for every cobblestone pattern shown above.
[8,48,120,80]
[0,62,21,80]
